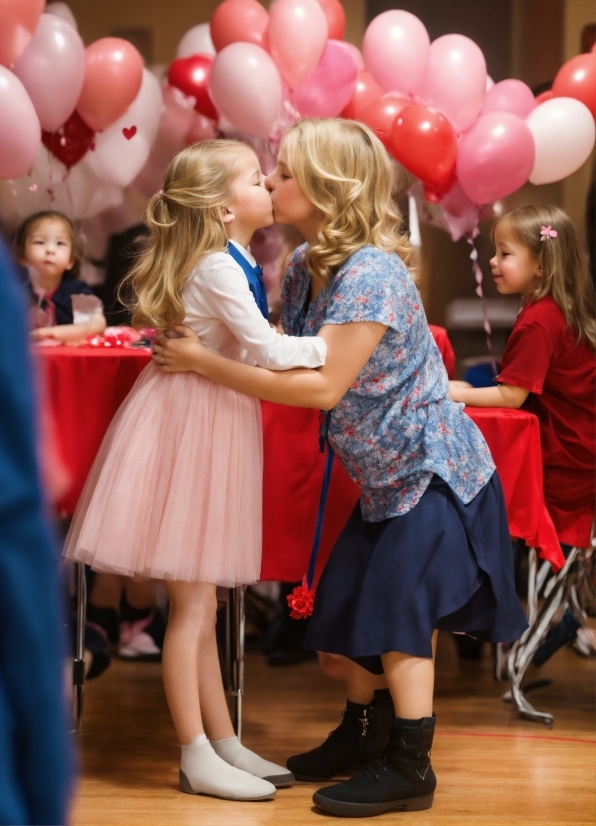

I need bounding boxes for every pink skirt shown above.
[63,363,263,586]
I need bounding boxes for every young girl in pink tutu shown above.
[64,140,327,801]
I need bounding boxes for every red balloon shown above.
[389,104,457,194]
[42,111,95,168]
[210,0,269,52]
[535,90,554,105]
[77,38,144,132]
[168,55,218,121]
[552,53,596,117]
[316,0,346,40]
[359,95,408,148]
[341,69,384,120]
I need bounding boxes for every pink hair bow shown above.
[540,225,557,240]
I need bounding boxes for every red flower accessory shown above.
[287,576,315,620]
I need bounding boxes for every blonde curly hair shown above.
[280,118,411,286]
[121,140,253,329]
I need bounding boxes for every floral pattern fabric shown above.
[282,244,495,522]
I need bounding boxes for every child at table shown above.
[64,140,327,801]
[449,205,596,662]
[16,211,106,344]
[448,205,595,552]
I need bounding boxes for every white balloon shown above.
[83,69,163,188]
[45,3,78,30]
[526,97,596,185]
[67,162,123,218]
[176,23,215,58]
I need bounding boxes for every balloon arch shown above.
[0,0,594,238]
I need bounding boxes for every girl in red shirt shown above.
[449,204,595,550]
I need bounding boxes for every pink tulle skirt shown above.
[63,363,263,586]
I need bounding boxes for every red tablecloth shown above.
[38,335,564,581]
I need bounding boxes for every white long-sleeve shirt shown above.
[181,245,326,369]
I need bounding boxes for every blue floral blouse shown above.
[281,244,495,522]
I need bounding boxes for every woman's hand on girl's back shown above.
[152,325,204,372]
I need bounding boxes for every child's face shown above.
[265,150,319,240]
[225,150,273,236]
[490,221,541,298]
[22,218,75,284]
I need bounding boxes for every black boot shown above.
[286,691,393,782]
[356,689,393,767]
[312,716,436,817]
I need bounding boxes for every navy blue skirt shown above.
[304,473,528,674]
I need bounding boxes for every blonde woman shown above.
[154,119,528,818]
[64,140,329,801]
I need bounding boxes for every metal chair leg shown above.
[226,586,245,742]
[73,562,87,733]
[504,547,579,727]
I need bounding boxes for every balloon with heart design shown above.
[83,68,162,187]
[41,110,95,168]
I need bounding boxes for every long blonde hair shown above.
[122,140,252,329]
[494,205,596,348]
[281,118,411,286]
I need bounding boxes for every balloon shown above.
[390,104,457,194]
[457,112,535,203]
[315,0,345,40]
[168,55,218,120]
[419,34,486,134]
[341,69,384,120]
[42,110,95,168]
[486,75,494,91]
[84,69,162,188]
[210,0,269,52]
[335,41,365,71]
[268,0,328,89]
[45,3,78,30]
[185,111,218,145]
[77,38,144,132]
[13,14,85,133]
[480,78,536,119]
[439,180,481,242]
[535,90,553,105]
[0,66,41,179]
[210,43,282,138]
[362,11,430,98]
[176,23,215,58]
[358,94,408,148]
[0,0,44,67]
[552,53,596,117]
[293,41,358,118]
[526,97,595,185]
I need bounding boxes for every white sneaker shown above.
[119,618,161,660]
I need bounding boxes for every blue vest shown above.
[227,243,269,320]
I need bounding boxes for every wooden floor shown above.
[72,633,595,826]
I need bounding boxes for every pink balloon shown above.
[334,40,365,71]
[0,0,45,67]
[0,66,41,179]
[268,0,328,90]
[210,43,282,138]
[480,78,536,119]
[293,41,358,117]
[13,14,85,132]
[362,11,430,97]
[420,34,486,134]
[456,112,535,204]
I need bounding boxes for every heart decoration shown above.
[122,125,137,140]
[41,111,95,168]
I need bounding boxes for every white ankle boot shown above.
[180,736,276,801]
[211,736,295,787]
